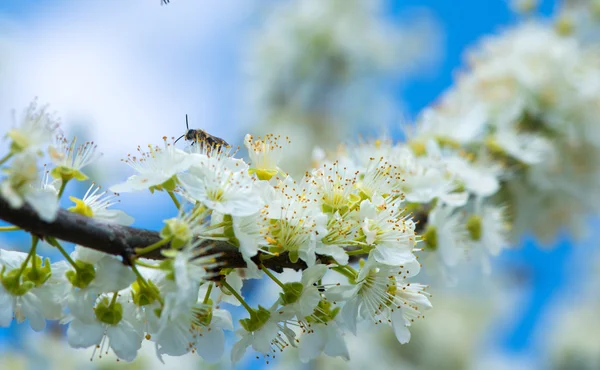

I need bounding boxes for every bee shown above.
[174,115,230,149]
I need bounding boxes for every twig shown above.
[0,196,308,272]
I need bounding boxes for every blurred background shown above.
[1,0,599,369]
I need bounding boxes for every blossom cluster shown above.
[244,0,439,172]
[0,108,434,364]
[413,20,600,244]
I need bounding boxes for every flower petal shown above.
[107,322,143,362]
[391,310,411,344]
[195,328,225,363]
[67,319,104,348]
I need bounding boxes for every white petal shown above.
[325,284,356,302]
[0,249,28,268]
[19,293,46,331]
[109,173,171,193]
[298,288,321,318]
[300,265,327,286]
[439,239,461,267]
[0,288,14,327]
[391,310,411,344]
[67,319,104,348]
[72,245,108,264]
[316,244,349,265]
[323,325,350,360]
[94,257,136,292]
[155,315,193,356]
[401,259,422,278]
[67,289,96,323]
[107,322,143,362]
[97,209,135,226]
[25,188,59,222]
[231,333,252,364]
[252,322,278,354]
[341,298,360,335]
[0,182,24,208]
[372,246,417,266]
[211,309,233,331]
[195,328,225,363]
[298,329,326,363]
[440,191,468,207]
[32,286,64,321]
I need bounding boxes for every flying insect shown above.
[174,115,230,149]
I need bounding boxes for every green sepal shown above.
[149,176,178,193]
[239,305,271,332]
[279,282,304,305]
[50,166,88,182]
[24,256,53,287]
[94,297,123,325]
[1,268,34,296]
[131,279,160,307]
[65,260,96,289]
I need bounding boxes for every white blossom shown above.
[110,138,196,193]
[66,293,144,362]
[68,183,134,225]
[359,198,418,266]
[0,152,59,222]
[48,136,101,180]
[6,100,60,153]
[342,259,431,344]
[178,154,264,216]
[298,321,349,363]
[0,249,68,331]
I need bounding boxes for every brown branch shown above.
[0,196,307,272]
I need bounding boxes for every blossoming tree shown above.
[1,0,600,367]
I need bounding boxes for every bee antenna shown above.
[185,114,189,131]
[174,134,185,144]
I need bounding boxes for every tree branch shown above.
[0,196,307,272]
